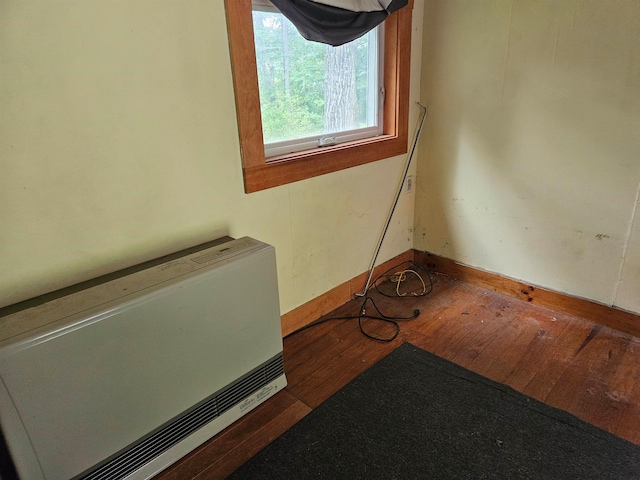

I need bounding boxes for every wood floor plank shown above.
[287,328,407,409]
[409,287,515,364]
[607,337,640,441]
[284,318,365,388]
[466,313,542,384]
[402,279,474,339]
[503,312,585,397]
[544,326,634,438]
[282,314,345,361]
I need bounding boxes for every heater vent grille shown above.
[76,353,284,480]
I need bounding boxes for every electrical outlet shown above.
[405,175,414,194]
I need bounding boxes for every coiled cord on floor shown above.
[290,260,433,342]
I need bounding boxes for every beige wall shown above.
[0,1,424,311]
[416,0,640,313]
[5,0,637,319]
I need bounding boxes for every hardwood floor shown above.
[156,273,640,479]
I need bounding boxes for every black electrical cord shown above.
[289,261,433,342]
[356,295,421,342]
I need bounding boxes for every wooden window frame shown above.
[225,0,413,193]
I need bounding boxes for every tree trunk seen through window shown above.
[324,43,357,133]
[282,19,291,96]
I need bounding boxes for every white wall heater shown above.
[0,237,286,480]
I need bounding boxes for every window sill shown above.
[242,134,405,192]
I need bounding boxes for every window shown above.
[225,0,413,193]
[253,3,383,157]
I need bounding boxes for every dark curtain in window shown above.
[269,0,409,46]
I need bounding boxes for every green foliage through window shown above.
[252,10,379,146]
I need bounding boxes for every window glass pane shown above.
[252,10,380,146]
